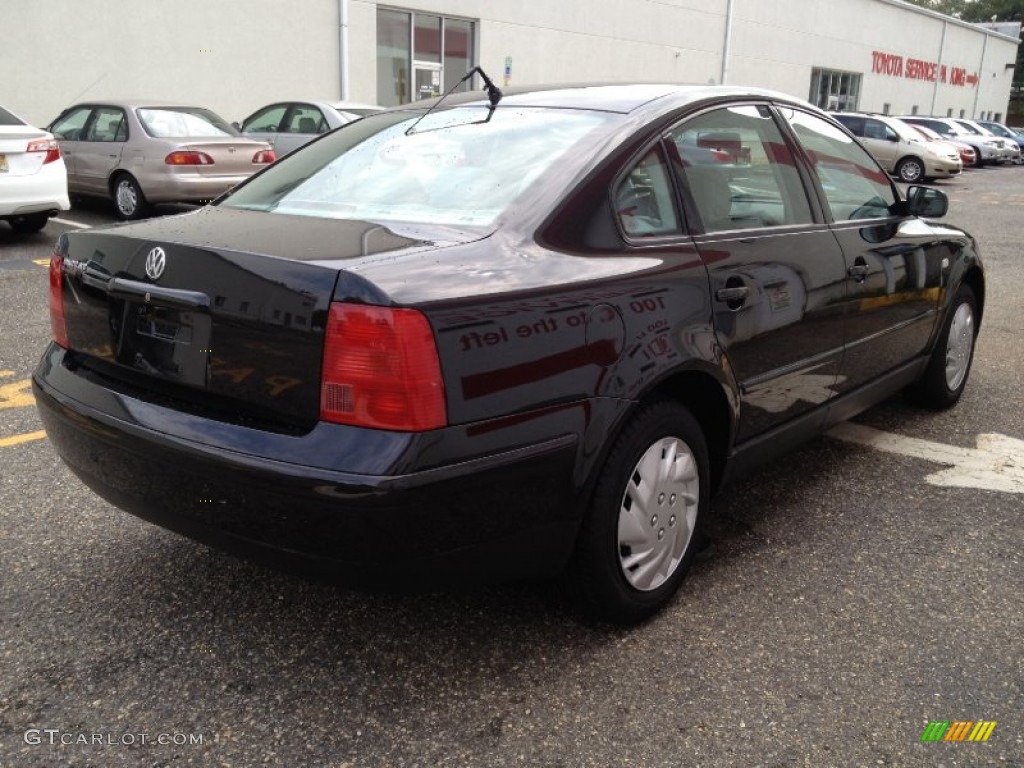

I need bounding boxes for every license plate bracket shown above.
[115,303,211,386]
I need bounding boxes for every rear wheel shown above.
[570,400,709,624]
[9,213,49,233]
[895,156,925,183]
[112,174,148,220]
[906,284,978,408]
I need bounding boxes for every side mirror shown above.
[905,185,948,218]
[231,121,241,131]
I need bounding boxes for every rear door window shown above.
[863,119,892,141]
[833,115,865,137]
[84,107,127,142]
[286,104,327,134]
[667,104,814,233]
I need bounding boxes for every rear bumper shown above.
[134,167,255,205]
[33,344,583,586]
[0,163,70,216]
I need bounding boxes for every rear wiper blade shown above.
[405,66,502,136]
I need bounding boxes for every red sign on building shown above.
[871,50,976,87]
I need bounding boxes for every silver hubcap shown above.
[945,301,974,391]
[617,437,699,592]
[116,180,138,215]
[901,161,921,181]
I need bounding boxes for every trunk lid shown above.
[0,128,50,176]
[180,139,271,176]
[57,206,475,428]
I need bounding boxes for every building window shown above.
[376,9,476,107]
[911,105,919,115]
[947,108,954,117]
[959,109,966,118]
[809,68,861,111]
[995,112,1003,122]
[882,103,891,115]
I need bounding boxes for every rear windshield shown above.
[136,107,238,138]
[0,106,26,126]
[222,107,614,228]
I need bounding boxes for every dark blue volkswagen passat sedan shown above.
[34,84,983,623]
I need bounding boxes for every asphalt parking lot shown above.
[1,171,1022,767]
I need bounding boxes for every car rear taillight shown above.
[165,151,215,165]
[252,150,276,164]
[49,252,69,348]
[27,138,62,164]
[320,303,446,431]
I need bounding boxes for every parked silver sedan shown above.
[238,101,383,157]
[48,101,276,219]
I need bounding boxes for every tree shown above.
[904,0,1024,84]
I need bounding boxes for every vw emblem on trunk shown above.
[145,247,167,280]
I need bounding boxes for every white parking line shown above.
[52,216,92,229]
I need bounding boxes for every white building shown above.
[3,0,1019,126]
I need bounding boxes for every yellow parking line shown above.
[0,430,46,448]
[0,378,35,409]
[32,258,50,267]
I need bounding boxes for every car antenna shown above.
[405,65,502,136]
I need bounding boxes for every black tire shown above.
[906,284,978,409]
[9,213,49,233]
[895,156,925,183]
[569,400,710,624]
[112,173,148,220]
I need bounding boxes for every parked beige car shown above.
[830,112,961,182]
[48,101,276,219]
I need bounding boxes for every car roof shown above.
[61,101,214,111]
[394,83,812,115]
[329,101,384,111]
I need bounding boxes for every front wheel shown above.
[906,284,978,409]
[895,156,924,183]
[569,400,709,624]
[112,174,148,220]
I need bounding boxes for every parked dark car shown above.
[34,84,983,623]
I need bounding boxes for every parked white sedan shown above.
[0,104,70,233]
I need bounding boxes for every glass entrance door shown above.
[414,64,442,101]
